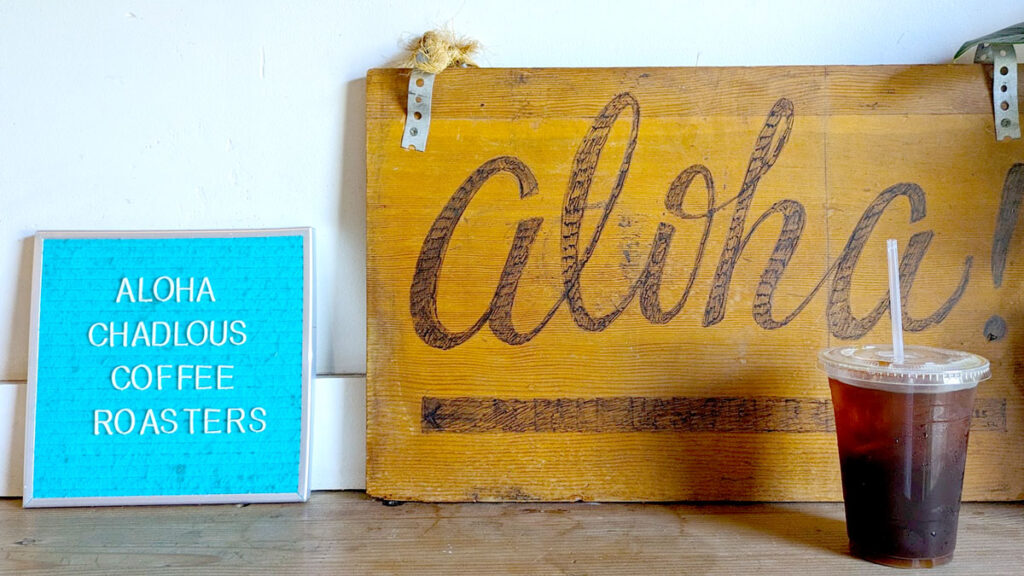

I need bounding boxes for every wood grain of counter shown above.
[1,492,1021,575]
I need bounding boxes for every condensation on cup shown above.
[819,344,990,568]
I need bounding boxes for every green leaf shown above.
[955,22,1024,59]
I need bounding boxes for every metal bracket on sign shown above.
[975,43,1020,141]
[402,69,435,151]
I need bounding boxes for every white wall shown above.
[1,0,1021,492]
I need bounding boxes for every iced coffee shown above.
[819,344,990,568]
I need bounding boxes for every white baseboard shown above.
[308,376,367,492]
[0,375,367,497]
[0,382,25,497]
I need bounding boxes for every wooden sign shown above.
[25,229,314,506]
[366,66,1024,502]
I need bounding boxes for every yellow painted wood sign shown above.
[366,66,1024,501]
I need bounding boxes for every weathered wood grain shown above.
[0,493,1021,575]
[365,66,1016,120]
[367,65,1024,501]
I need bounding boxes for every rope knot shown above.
[400,29,480,74]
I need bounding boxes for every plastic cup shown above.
[818,344,991,568]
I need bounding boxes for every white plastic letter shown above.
[203,408,222,434]
[160,408,178,434]
[216,365,234,390]
[183,408,201,434]
[113,408,136,435]
[116,277,135,303]
[228,320,247,346]
[130,364,153,391]
[176,277,194,303]
[151,321,171,347]
[94,410,113,435]
[109,322,128,347]
[153,276,174,302]
[140,409,160,435]
[177,365,193,390]
[226,408,245,434]
[156,365,173,391]
[110,366,130,390]
[88,323,108,347]
[194,365,212,390]
[248,407,267,433]
[186,320,209,347]
[198,276,215,302]
[130,322,151,347]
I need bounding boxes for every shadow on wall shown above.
[332,77,368,373]
[5,237,33,382]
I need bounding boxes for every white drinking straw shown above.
[886,239,905,364]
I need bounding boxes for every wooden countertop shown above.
[1,492,1021,575]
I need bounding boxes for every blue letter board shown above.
[25,229,314,507]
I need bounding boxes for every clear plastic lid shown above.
[818,344,991,393]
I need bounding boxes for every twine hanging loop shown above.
[399,30,480,74]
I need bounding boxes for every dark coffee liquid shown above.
[829,378,975,567]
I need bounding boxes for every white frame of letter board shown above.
[23,228,315,507]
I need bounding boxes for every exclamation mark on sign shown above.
[987,164,1024,341]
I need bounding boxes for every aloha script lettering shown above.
[409,93,1024,350]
